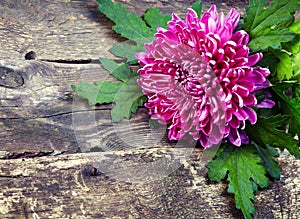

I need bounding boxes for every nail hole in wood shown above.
[25,51,37,60]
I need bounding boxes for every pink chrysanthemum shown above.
[136,6,274,147]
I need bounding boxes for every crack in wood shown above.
[0,150,65,160]
[0,108,111,120]
[39,59,93,64]
[0,174,30,179]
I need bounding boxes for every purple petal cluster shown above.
[137,6,274,147]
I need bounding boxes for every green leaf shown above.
[191,0,202,18]
[97,0,155,44]
[282,33,300,81]
[253,143,281,180]
[207,144,269,219]
[292,49,300,78]
[144,8,171,29]
[71,81,122,105]
[99,58,133,82]
[243,0,299,51]
[130,95,147,113]
[109,44,145,64]
[283,35,300,54]
[247,28,295,52]
[71,78,146,122]
[246,115,300,159]
[272,50,293,81]
[290,19,300,34]
[112,77,146,122]
[273,84,300,137]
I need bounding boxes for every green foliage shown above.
[246,115,300,159]
[74,0,171,122]
[271,32,300,82]
[111,77,146,122]
[98,0,171,63]
[207,144,269,219]
[97,0,154,44]
[272,50,293,81]
[286,35,300,79]
[71,81,122,105]
[293,51,300,78]
[144,8,171,29]
[72,57,146,122]
[99,58,133,82]
[109,44,145,64]
[72,77,146,122]
[97,0,171,45]
[253,143,281,180]
[191,0,202,17]
[290,19,300,34]
[273,84,300,137]
[243,0,299,52]
[284,35,300,54]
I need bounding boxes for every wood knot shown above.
[0,66,26,88]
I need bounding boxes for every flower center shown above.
[175,66,189,85]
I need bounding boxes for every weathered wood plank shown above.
[0,1,299,218]
[0,0,247,61]
[0,150,299,218]
[0,0,119,61]
[0,60,102,154]
[0,60,177,155]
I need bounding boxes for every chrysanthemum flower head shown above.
[137,5,274,147]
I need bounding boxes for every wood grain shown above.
[0,150,299,219]
[0,0,299,218]
[0,60,177,155]
[0,0,247,61]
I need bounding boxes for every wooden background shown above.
[0,0,299,218]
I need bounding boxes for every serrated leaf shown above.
[72,78,146,122]
[243,0,299,51]
[191,0,202,18]
[71,81,122,105]
[246,115,300,159]
[97,0,155,44]
[99,58,133,82]
[112,77,146,122]
[282,34,300,81]
[253,143,281,180]
[130,95,147,113]
[247,29,295,52]
[273,50,293,81]
[207,144,269,219]
[144,8,171,29]
[273,84,300,137]
[109,44,145,64]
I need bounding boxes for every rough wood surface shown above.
[0,0,247,61]
[0,150,299,219]
[0,59,177,155]
[0,0,299,218]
